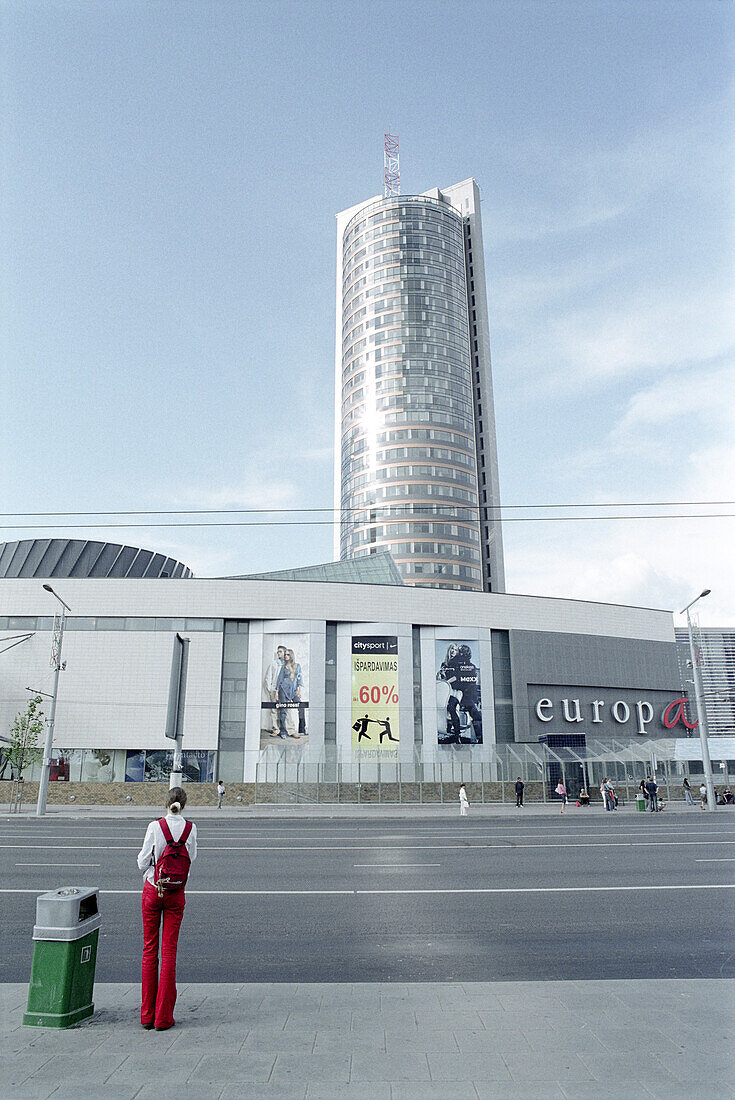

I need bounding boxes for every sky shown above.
[1,0,733,626]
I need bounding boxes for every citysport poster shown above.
[260,633,310,748]
[351,636,399,755]
[435,640,483,746]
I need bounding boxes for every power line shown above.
[0,500,733,518]
[0,514,734,531]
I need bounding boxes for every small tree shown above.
[8,696,45,781]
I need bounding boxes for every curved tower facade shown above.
[334,179,505,592]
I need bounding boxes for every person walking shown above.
[682,777,695,806]
[515,777,524,808]
[555,780,568,813]
[459,783,469,816]
[216,780,225,809]
[699,782,707,808]
[137,787,198,1031]
[644,775,659,812]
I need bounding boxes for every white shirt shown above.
[137,812,198,885]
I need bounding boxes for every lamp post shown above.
[37,585,71,817]
[681,589,716,813]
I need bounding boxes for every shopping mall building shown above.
[0,539,704,796]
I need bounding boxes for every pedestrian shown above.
[699,782,707,808]
[644,775,658,812]
[555,780,568,813]
[137,787,198,1031]
[216,779,225,809]
[515,777,524,807]
[682,777,695,806]
[600,778,612,811]
[459,783,469,816]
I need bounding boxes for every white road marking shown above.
[695,858,735,862]
[15,862,100,867]
[1,828,732,842]
[2,840,735,852]
[0,884,733,896]
[353,863,441,868]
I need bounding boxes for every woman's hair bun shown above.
[165,786,187,812]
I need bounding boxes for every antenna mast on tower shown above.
[384,130,400,197]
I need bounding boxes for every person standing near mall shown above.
[216,779,225,809]
[515,777,524,807]
[459,783,469,816]
[137,787,198,1030]
[644,775,658,812]
[555,780,568,814]
[699,782,707,808]
[682,777,695,806]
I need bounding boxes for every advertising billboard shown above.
[351,636,399,754]
[260,633,310,748]
[435,640,483,746]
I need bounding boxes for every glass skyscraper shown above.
[334,179,505,592]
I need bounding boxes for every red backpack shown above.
[154,818,193,896]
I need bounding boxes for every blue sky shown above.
[2,0,733,624]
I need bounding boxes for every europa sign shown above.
[533,694,697,735]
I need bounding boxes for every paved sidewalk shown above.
[3,801,708,819]
[4,980,733,1099]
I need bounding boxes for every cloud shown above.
[505,353,735,625]
[490,90,734,245]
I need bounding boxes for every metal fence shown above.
[250,739,729,804]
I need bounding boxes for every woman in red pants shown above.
[136,786,198,1030]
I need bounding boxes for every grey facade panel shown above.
[111,545,140,576]
[87,543,123,577]
[5,540,35,578]
[144,553,166,578]
[68,542,106,577]
[15,539,52,576]
[35,539,72,577]
[0,539,192,579]
[509,629,681,743]
[123,550,153,579]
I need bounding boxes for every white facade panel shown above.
[0,579,676,642]
[0,627,222,752]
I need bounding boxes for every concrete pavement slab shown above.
[350,1051,432,1081]
[134,1087,226,1100]
[314,1029,386,1051]
[188,1051,276,1084]
[304,1086,389,1100]
[427,1051,513,1081]
[474,1085,566,1099]
[3,979,734,1095]
[269,1051,352,1086]
[391,1084,478,1099]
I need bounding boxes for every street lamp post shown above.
[681,589,716,813]
[37,585,71,817]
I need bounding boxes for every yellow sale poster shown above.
[351,636,399,753]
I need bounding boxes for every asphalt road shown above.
[2,812,734,983]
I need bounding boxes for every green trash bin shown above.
[636,796,646,812]
[23,886,100,1028]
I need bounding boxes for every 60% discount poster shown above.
[351,636,399,753]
